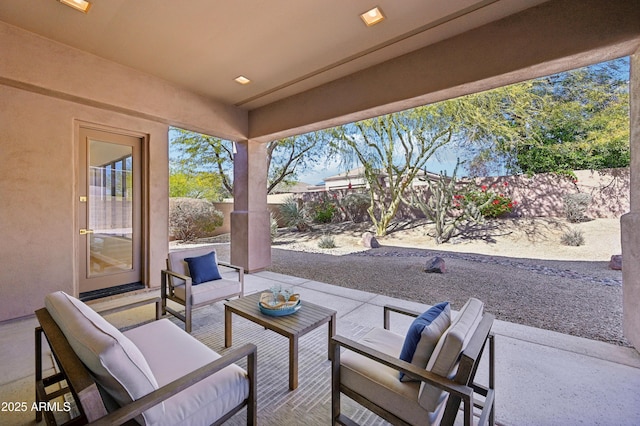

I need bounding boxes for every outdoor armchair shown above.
[331,299,495,426]
[162,246,244,332]
[35,291,256,425]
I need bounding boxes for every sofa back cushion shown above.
[45,291,162,424]
[418,298,484,411]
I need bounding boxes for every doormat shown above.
[79,282,145,302]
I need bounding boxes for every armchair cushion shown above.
[398,302,451,382]
[185,251,222,284]
[340,328,443,425]
[173,278,241,305]
[124,319,250,425]
[44,291,162,424]
[418,298,484,411]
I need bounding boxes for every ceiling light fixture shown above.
[58,0,92,13]
[360,7,385,27]
[234,76,251,85]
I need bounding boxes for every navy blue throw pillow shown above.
[184,251,222,285]
[398,302,451,381]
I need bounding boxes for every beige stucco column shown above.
[621,49,640,350]
[230,140,272,272]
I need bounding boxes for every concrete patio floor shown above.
[1,270,640,425]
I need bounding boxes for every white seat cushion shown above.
[340,327,444,425]
[125,319,250,426]
[45,291,162,425]
[418,298,484,411]
[173,278,240,305]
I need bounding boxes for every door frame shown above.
[74,121,150,297]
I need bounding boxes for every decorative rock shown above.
[361,232,380,249]
[425,256,446,273]
[609,254,622,270]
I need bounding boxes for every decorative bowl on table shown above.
[259,292,301,317]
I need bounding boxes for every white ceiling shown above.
[0,0,548,110]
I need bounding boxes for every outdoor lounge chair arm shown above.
[332,335,473,401]
[217,261,245,292]
[90,343,257,426]
[383,305,422,330]
[161,268,192,285]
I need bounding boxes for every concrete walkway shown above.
[2,270,640,425]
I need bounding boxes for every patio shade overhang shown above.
[0,0,637,143]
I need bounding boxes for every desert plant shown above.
[317,234,337,249]
[169,198,224,242]
[463,182,516,218]
[403,165,494,244]
[561,228,585,246]
[563,192,592,223]
[339,192,370,223]
[269,212,279,242]
[280,196,312,231]
[310,195,336,223]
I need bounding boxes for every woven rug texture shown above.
[178,303,390,425]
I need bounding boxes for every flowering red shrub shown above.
[457,183,517,218]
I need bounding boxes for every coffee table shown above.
[224,291,336,390]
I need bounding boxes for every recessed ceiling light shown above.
[234,76,251,85]
[360,7,385,27]
[58,0,92,13]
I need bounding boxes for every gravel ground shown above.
[182,218,628,347]
[267,246,628,347]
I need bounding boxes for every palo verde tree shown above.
[514,58,630,175]
[334,86,540,237]
[334,107,455,237]
[462,58,630,176]
[170,127,334,196]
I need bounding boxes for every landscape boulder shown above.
[361,232,380,249]
[425,256,446,273]
[609,254,623,270]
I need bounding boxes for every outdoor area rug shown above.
[180,303,390,425]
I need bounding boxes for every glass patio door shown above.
[79,128,142,293]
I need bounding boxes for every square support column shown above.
[230,140,271,272]
[622,49,640,350]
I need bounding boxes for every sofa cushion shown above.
[185,251,222,284]
[340,327,445,425]
[125,319,249,426]
[44,291,162,425]
[418,298,484,411]
[398,302,451,382]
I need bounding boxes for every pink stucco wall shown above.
[470,168,630,219]
[294,168,630,223]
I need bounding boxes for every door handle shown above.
[79,229,94,235]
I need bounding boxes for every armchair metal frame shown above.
[331,305,495,426]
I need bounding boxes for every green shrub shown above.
[563,193,592,223]
[561,228,585,246]
[318,234,337,249]
[169,198,224,242]
[311,197,336,223]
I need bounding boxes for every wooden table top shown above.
[225,291,336,337]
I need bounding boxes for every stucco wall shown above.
[0,21,247,322]
[0,85,169,321]
[471,168,630,219]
